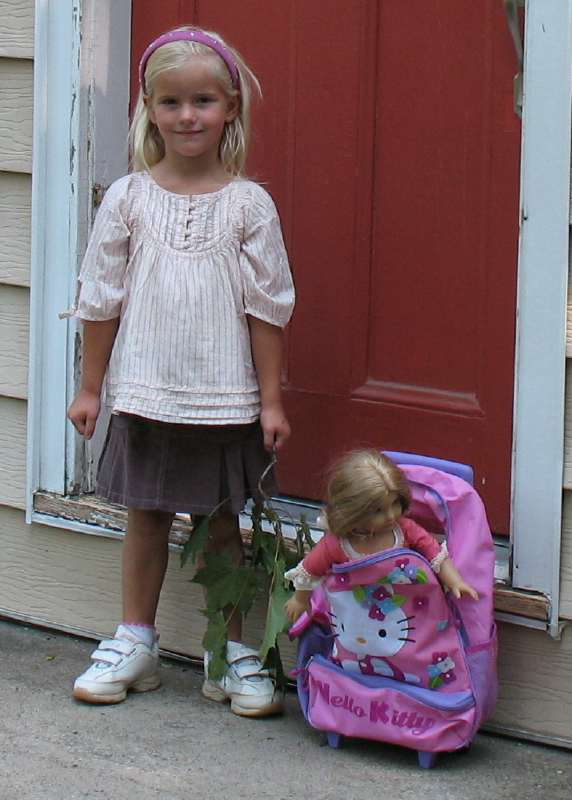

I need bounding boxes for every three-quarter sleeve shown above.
[63,177,134,321]
[283,562,323,591]
[400,518,443,564]
[239,186,295,328]
[284,531,346,591]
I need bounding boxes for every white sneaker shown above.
[202,642,284,717]
[73,633,160,704]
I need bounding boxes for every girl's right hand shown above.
[67,389,101,439]
[260,402,291,452]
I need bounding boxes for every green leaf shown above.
[182,498,319,689]
[201,609,227,680]
[180,516,211,568]
[299,513,316,551]
[262,505,280,524]
[262,643,287,692]
[353,585,366,603]
[258,531,279,574]
[249,503,266,566]
[259,558,291,662]
[192,552,262,617]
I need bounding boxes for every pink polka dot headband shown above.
[139,29,240,95]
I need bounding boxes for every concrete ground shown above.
[1,618,571,800]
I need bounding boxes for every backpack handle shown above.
[383,451,474,487]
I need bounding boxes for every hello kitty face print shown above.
[326,583,421,684]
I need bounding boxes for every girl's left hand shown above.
[260,403,291,451]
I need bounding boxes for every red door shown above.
[132,1,520,534]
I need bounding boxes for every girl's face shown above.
[358,492,403,537]
[145,57,239,168]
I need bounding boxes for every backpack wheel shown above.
[417,750,437,769]
[326,731,343,748]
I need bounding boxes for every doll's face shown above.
[358,493,403,537]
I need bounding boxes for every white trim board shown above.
[28,0,83,506]
[511,0,572,636]
[27,0,131,513]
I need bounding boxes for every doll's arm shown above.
[284,590,313,623]
[284,539,331,622]
[284,533,344,622]
[438,557,479,600]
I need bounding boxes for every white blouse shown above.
[64,172,295,424]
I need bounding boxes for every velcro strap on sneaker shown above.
[90,638,134,665]
[228,654,270,680]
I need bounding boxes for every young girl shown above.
[65,27,295,717]
[284,450,478,623]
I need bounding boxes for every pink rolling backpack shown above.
[289,453,498,769]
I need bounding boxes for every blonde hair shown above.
[324,450,411,538]
[129,26,261,175]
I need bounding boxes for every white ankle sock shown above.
[226,640,256,659]
[116,623,156,648]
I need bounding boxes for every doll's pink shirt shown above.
[301,518,442,578]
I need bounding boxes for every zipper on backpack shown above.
[331,547,432,574]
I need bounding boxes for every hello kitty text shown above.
[313,679,436,736]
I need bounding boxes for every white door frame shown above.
[510,0,572,636]
[28,0,131,510]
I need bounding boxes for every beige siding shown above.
[0,396,27,509]
[0,9,33,514]
[0,172,31,286]
[0,0,34,59]
[0,58,33,173]
[567,285,572,356]
[562,457,572,619]
[564,270,572,616]
[0,284,29,399]
[0,506,297,666]
[564,361,572,487]
[491,621,572,745]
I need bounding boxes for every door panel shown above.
[132,1,520,533]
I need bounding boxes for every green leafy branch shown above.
[180,501,315,687]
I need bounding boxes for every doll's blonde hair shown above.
[324,450,411,538]
[130,26,261,175]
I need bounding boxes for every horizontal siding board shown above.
[492,620,572,744]
[0,284,29,399]
[560,491,572,619]
[563,360,572,487]
[567,282,572,353]
[0,507,297,666]
[0,0,34,59]
[0,58,33,173]
[0,171,31,286]
[0,396,26,509]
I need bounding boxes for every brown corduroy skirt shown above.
[96,413,278,515]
